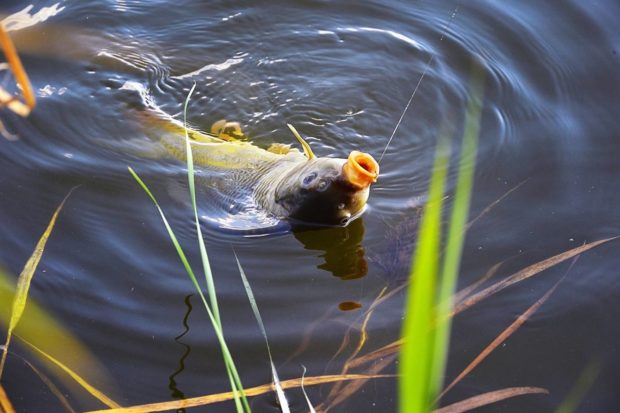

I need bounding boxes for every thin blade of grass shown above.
[399,119,450,412]
[349,237,615,372]
[182,83,221,326]
[0,384,15,413]
[19,338,120,408]
[452,261,504,305]
[465,178,529,231]
[439,273,566,400]
[432,61,485,401]
[347,339,402,370]
[0,24,35,117]
[19,354,77,413]
[451,236,618,317]
[181,86,249,413]
[234,252,289,413]
[434,387,548,413]
[85,373,393,413]
[0,189,73,378]
[128,167,249,413]
[321,354,397,413]
[555,360,602,413]
[300,366,316,413]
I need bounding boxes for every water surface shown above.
[1,1,619,412]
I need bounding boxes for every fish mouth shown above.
[342,151,379,189]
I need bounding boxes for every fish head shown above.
[274,151,379,226]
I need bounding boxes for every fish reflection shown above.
[292,217,368,280]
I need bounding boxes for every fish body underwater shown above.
[139,112,379,227]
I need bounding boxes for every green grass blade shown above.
[181,87,249,413]
[400,59,485,413]
[127,167,249,412]
[127,167,203,295]
[234,252,289,412]
[399,131,450,413]
[182,83,221,326]
[431,62,485,398]
[0,189,73,379]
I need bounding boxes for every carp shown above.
[139,111,379,227]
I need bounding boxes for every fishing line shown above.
[378,6,459,164]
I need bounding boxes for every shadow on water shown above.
[292,217,368,280]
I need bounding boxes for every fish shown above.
[137,110,379,227]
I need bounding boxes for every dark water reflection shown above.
[0,0,620,412]
[293,218,368,280]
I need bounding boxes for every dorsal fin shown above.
[211,119,246,141]
[287,123,315,160]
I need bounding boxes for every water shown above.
[0,0,619,411]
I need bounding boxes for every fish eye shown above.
[302,172,317,187]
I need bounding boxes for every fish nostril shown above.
[317,179,328,192]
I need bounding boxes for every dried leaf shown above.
[440,276,564,399]
[0,384,15,413]
[453,261,504,305]
[465,179,529,231]
[347,238,616,372]
[85,374,392,413]
[320,354,397,413]
[451,237,618,316]
[434,387,548,413]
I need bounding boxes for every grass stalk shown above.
[399,60,485,412]
[85,373,392,413]
[128,167,249,412]
[181,84,249,412]
[430,62,485,399]
[399,127,450,412]
[300,365,317,413]
[434,387,548,413]
[234,252,290,412]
